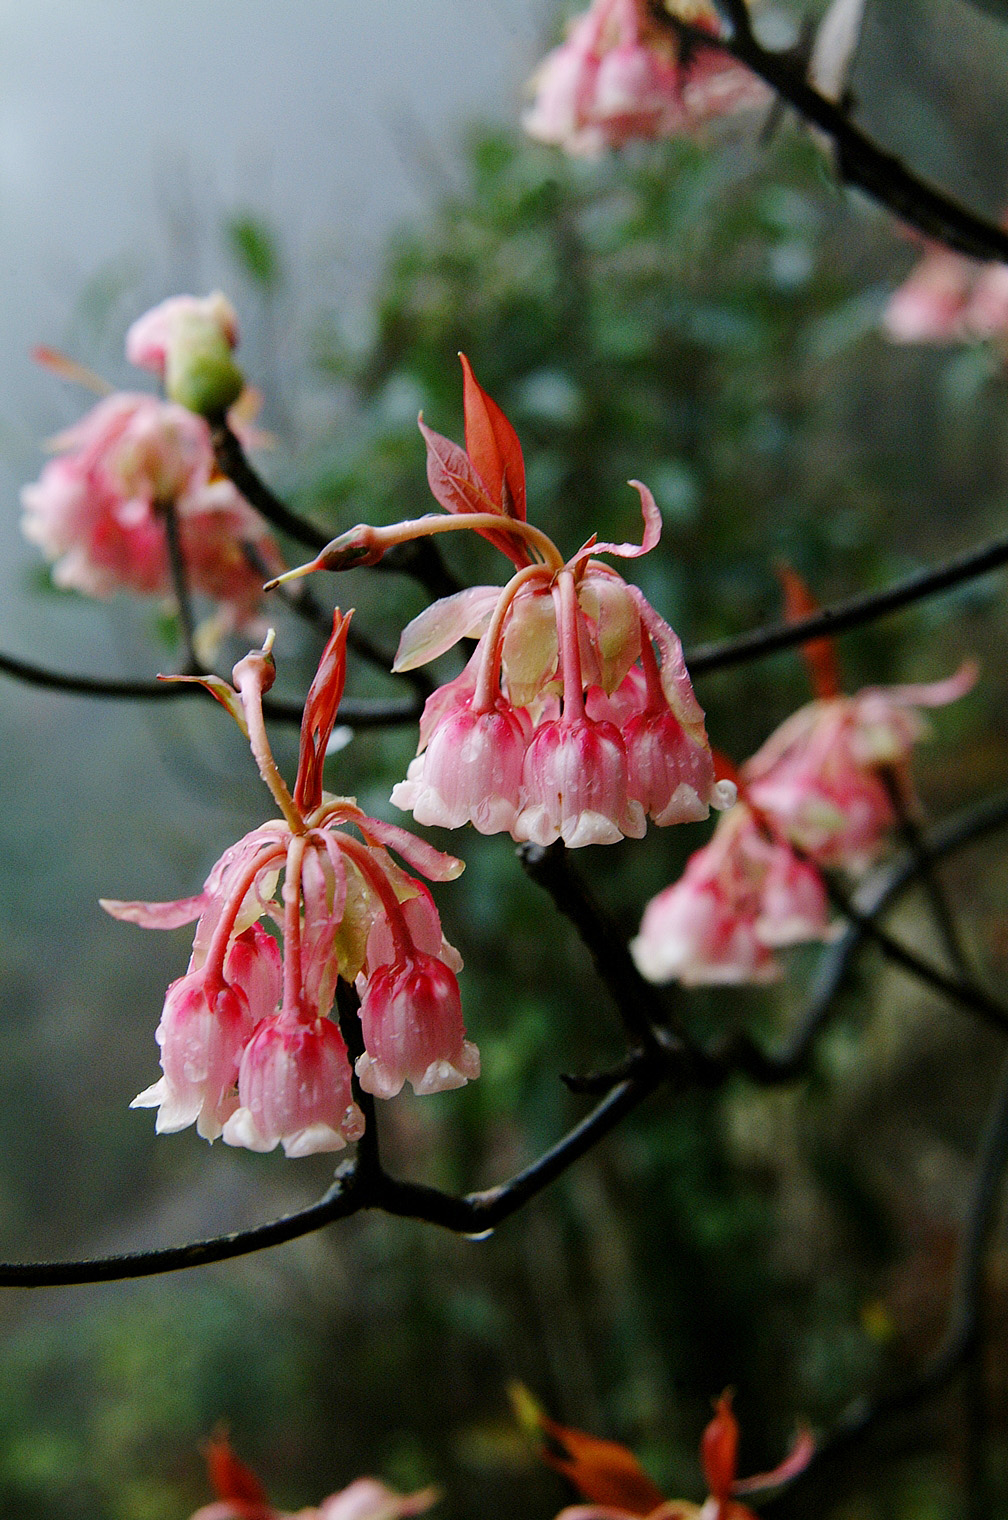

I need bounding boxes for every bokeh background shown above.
[3,2,1008,1516]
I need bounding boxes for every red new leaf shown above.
[459,352,526,521]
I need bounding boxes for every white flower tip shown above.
[354,1052,405,1100]
[711,779,738,811]
[280,1124,348,1159]
[411,1042,481,1096]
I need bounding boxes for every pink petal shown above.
[353,816,465,882]
[393,585,500,672]
[100,893,208,929]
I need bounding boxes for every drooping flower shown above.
[273,355,733,848]
[882,240,1008,346]
[104,613,477,1157]
[523,0,768,157]
[514,1386,812,1520]
[190,1432,440,1520]
[127,291,245,416]
[21,390,284,635]
[631,801,835,985]
[742,664,977,871]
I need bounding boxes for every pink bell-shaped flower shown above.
[356,952,480,1099]
[630,804,834,986]
[392,697,531,835]
[132,974,255,1141]
[515,714,646,848]
[223,1010,364,1158]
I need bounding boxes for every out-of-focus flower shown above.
[190,1432,440,1520]
[514,1386,812,1520]
[21,391,284,637]
[282,356,732,847]
[882,241,1008,345]
[523,0,768,156]
[127,291,244,415]
[742,665,977,871]
[104,614,477,1157]
[631,801,835,985]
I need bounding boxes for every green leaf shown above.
[224,213,283,291]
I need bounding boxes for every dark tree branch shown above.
[765,1050,1008,1509]
[159,496,200,673]
[648,5,1008,262]
[0,649,423,729]
[212,419,330,552]
[822,872,1008,1036]
[0,795,1005,1286]
[686,531,1008,676]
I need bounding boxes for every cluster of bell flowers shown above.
[522,0,769,157]
[189,1431,439,1520]
[271,355,736,850]
[103,611,479,1158]
[631,663,977,986]
[882,237,1008,346]
[20,294,282,645]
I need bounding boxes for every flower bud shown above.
[126,293,244,417]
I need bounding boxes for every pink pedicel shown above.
[105,613,476,1157]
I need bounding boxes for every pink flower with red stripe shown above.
[104,612,476,1158]
[275,356,733,849]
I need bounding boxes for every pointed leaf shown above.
[459,352,526,520]
[776,562,842,701]
[100,893,208,929]
[393,585,500,672]
[204,1434,271,1509]
[700,1395,738,1503]
[161,672,248,736]
[294,607,352,811]
[419,417,496,517]
[536,1415,667,1517]
[354,815,465,881]
[419,415,528,565]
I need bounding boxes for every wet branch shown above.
[649,4,1008,262]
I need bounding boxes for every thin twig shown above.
[0,649,423,729]
[649,6,1008,262]
[159,497,200,673]
[686,531,1008,676]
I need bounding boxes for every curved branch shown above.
[649,5,1008,262]
[1,795,1005,1287]
[0,648,422,729]
[686,531,1008,676]
[764,1048,1008,1509]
